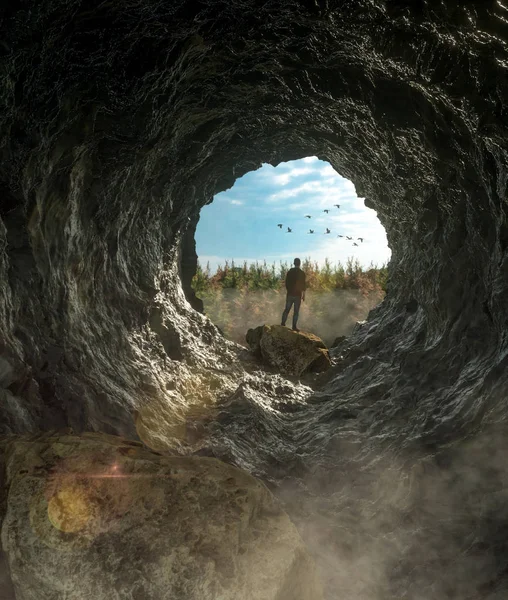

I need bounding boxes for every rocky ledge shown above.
[246,325,331,377]
[0,432,322,600]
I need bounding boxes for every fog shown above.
[199,288,384,347]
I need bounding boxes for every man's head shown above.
[294,258,301,267]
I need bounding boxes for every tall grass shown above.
[192,258,388,347]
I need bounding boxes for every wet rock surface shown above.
[0,1,508,598]
[0,433,322,600]
[246,325,331,376]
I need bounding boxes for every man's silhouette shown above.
[281,258,306,332]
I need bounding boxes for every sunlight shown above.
[195,157,391,273]
[193,158,391,345]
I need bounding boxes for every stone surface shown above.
[0,433,322,600]
[1,2,508,599]
[330,336,347,349]
[245,326,264,357]
[247,325,331,377]
[0,0,505,442]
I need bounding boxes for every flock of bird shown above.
[276,205,366,247]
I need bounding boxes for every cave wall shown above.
[2,2,508,598]
[180,212,205,314]
[0,0,507,443]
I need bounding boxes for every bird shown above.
[334,204,340,209]
[346,236,352,240]
[353,242,358,246]
[357,237,364,242]
[323,209,330,214]
[305,215,312,219]
[277,223,283,228]
[337,235,344,238]
[325,228,331,234]
[308,229,314,234]
[287,227,292,233]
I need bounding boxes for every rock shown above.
[0,0,506,450]
[351,320,367,335]
[331,336,347,349]
[246,325,264,356]
[1,3,508,598]
[0,433,323,600]
[0,357,15,388]
[247,325,331,377]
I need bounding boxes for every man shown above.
[281,258,306,332]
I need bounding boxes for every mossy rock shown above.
[246,325,331,377]
[0,432,323,600]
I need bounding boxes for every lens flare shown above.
[47,484,95,533]
[134,375,222,450]
[135,394,187,450]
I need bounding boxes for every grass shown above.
[192,258,388,347]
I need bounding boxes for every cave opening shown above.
[1,2,508,599]
[188,157,391,346]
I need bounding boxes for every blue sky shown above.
[195,157,391,271]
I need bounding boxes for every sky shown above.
[195,157,391,272]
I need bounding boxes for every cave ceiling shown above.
[1,2,508,597]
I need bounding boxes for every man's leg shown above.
[292,296,302,330]
[281,295,294,326]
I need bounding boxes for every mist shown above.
[198,288,384,347]
[204,385,508,599]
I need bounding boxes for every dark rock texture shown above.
[1,0,507,435]
[246,325,331,376]
[1,1,508,598]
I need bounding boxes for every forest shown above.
[192,258,389,347]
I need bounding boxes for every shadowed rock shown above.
[0,433,323,600]
[1,2,508,598]
[246,325,331,377]
[330,335,347,349]
[0,0,507,447]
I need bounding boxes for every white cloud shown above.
[320,165,337,177]
[301,215,391,267]
[197,157,391,271]
[267,176,362,212]
[272,166,316,186]
[268,179,324,201]
[287,201,315,212]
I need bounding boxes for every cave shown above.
[193,157,391,346]
[1,1,508,598]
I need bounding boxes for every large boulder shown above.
[246,325,331,377]
[0,432,323,600]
